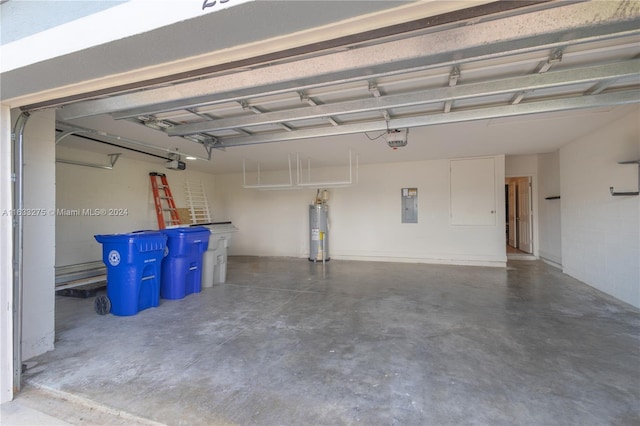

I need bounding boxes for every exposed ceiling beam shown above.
[56,1,640,121]
[208,90,640,148]
[167,60,640,136]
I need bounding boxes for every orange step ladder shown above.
[149,172,181,229]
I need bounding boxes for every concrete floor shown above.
[15,257,640,425]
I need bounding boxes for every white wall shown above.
[0,105,13,403]
[506,154,538,177]
[505,154,540,257]
[537,150,562,266]
[21,109,56,361]
[55,146,217,266]
[215,155,507,266]
[560,108,640,308]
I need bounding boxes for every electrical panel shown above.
[401,188,418,223]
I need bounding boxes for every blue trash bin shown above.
[160,227,210,300]
[94,231,166,316]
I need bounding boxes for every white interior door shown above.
[517,177,533,253]
[508,181,517,247]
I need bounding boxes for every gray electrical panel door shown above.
[401,188,418,223]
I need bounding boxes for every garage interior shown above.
[1,1,639,425]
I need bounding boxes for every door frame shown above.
[505,174,539,258]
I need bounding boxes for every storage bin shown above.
[161,227,210,299]
[198,222,238,287]
[94,231,166,316]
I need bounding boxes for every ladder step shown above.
[151,172,181,229]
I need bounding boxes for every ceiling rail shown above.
[209,89,640,148]
[55,121,212,161]
[168,60,640,136]
[56,153,121,170]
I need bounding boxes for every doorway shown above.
[505,176,533,254]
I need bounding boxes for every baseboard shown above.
[540,257,562,269]
[539,251,562,268]
[238,252,508,268]
[507,253,537,261]
[327,254,506,268]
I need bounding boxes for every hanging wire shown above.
[364,131,386,141]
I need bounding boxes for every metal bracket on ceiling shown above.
[445,65,461,113]
[299,91,339,126]
[368,82,393,122]
[240,99,294,132]
[510,90,531,105]
[368,82,382,98]
[448,66,461,86]
[513,48,564,105]
[140,117,174,131]
[181,134,221,160]
[203,137,222,160]
[586,79,615,95]
[134,115,221,156]
[537,48,564,74]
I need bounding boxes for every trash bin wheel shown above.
[94,295,111,315]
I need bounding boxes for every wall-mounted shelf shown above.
[610,160,640,196]
[545,196,561,200]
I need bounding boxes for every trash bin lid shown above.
[161,226,211,238]
[94,231,167,254]
[162,227,210,255]
[205,224,239,235]
[94,230,165,243]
